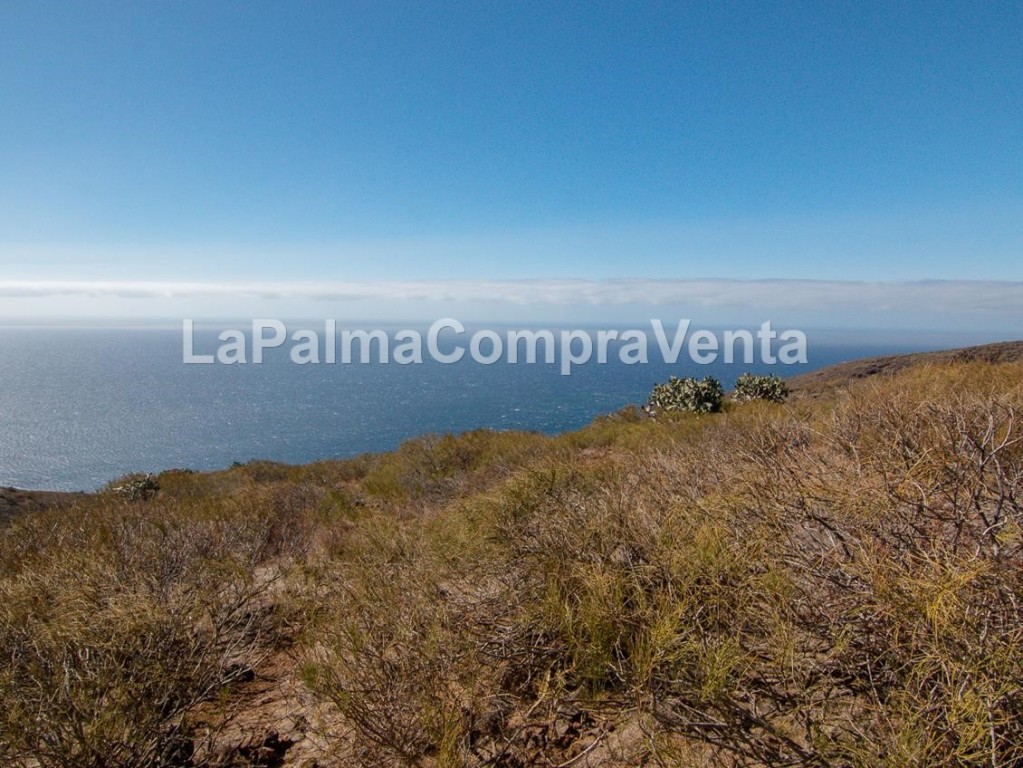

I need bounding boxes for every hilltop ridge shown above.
[788,339,1023,396]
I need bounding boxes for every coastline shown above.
[5,339,1022,506]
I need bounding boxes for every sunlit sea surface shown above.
[0,325,1004,490]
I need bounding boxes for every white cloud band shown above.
[0,278,1021,314]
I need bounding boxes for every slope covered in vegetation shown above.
[2,355,1022,767]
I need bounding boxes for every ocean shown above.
[0,324,1000,491]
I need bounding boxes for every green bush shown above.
[106,472,160,501]
[732,372,789,403]
[648,376,724,414]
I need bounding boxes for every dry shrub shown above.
[5,360,1021,767]
[673,363,1023,764]
[0,483,320,767]
[361,429,550,501]
[308,361,1023,766]
[302,523,480,767]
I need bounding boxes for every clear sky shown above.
[1,1,1021,328]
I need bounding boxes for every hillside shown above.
[787,339,1023,397]
[0,486,83,526]
[2,347,1022,767]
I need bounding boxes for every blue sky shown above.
[0,1,1021,327]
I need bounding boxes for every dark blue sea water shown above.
[0,325,1004,490]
